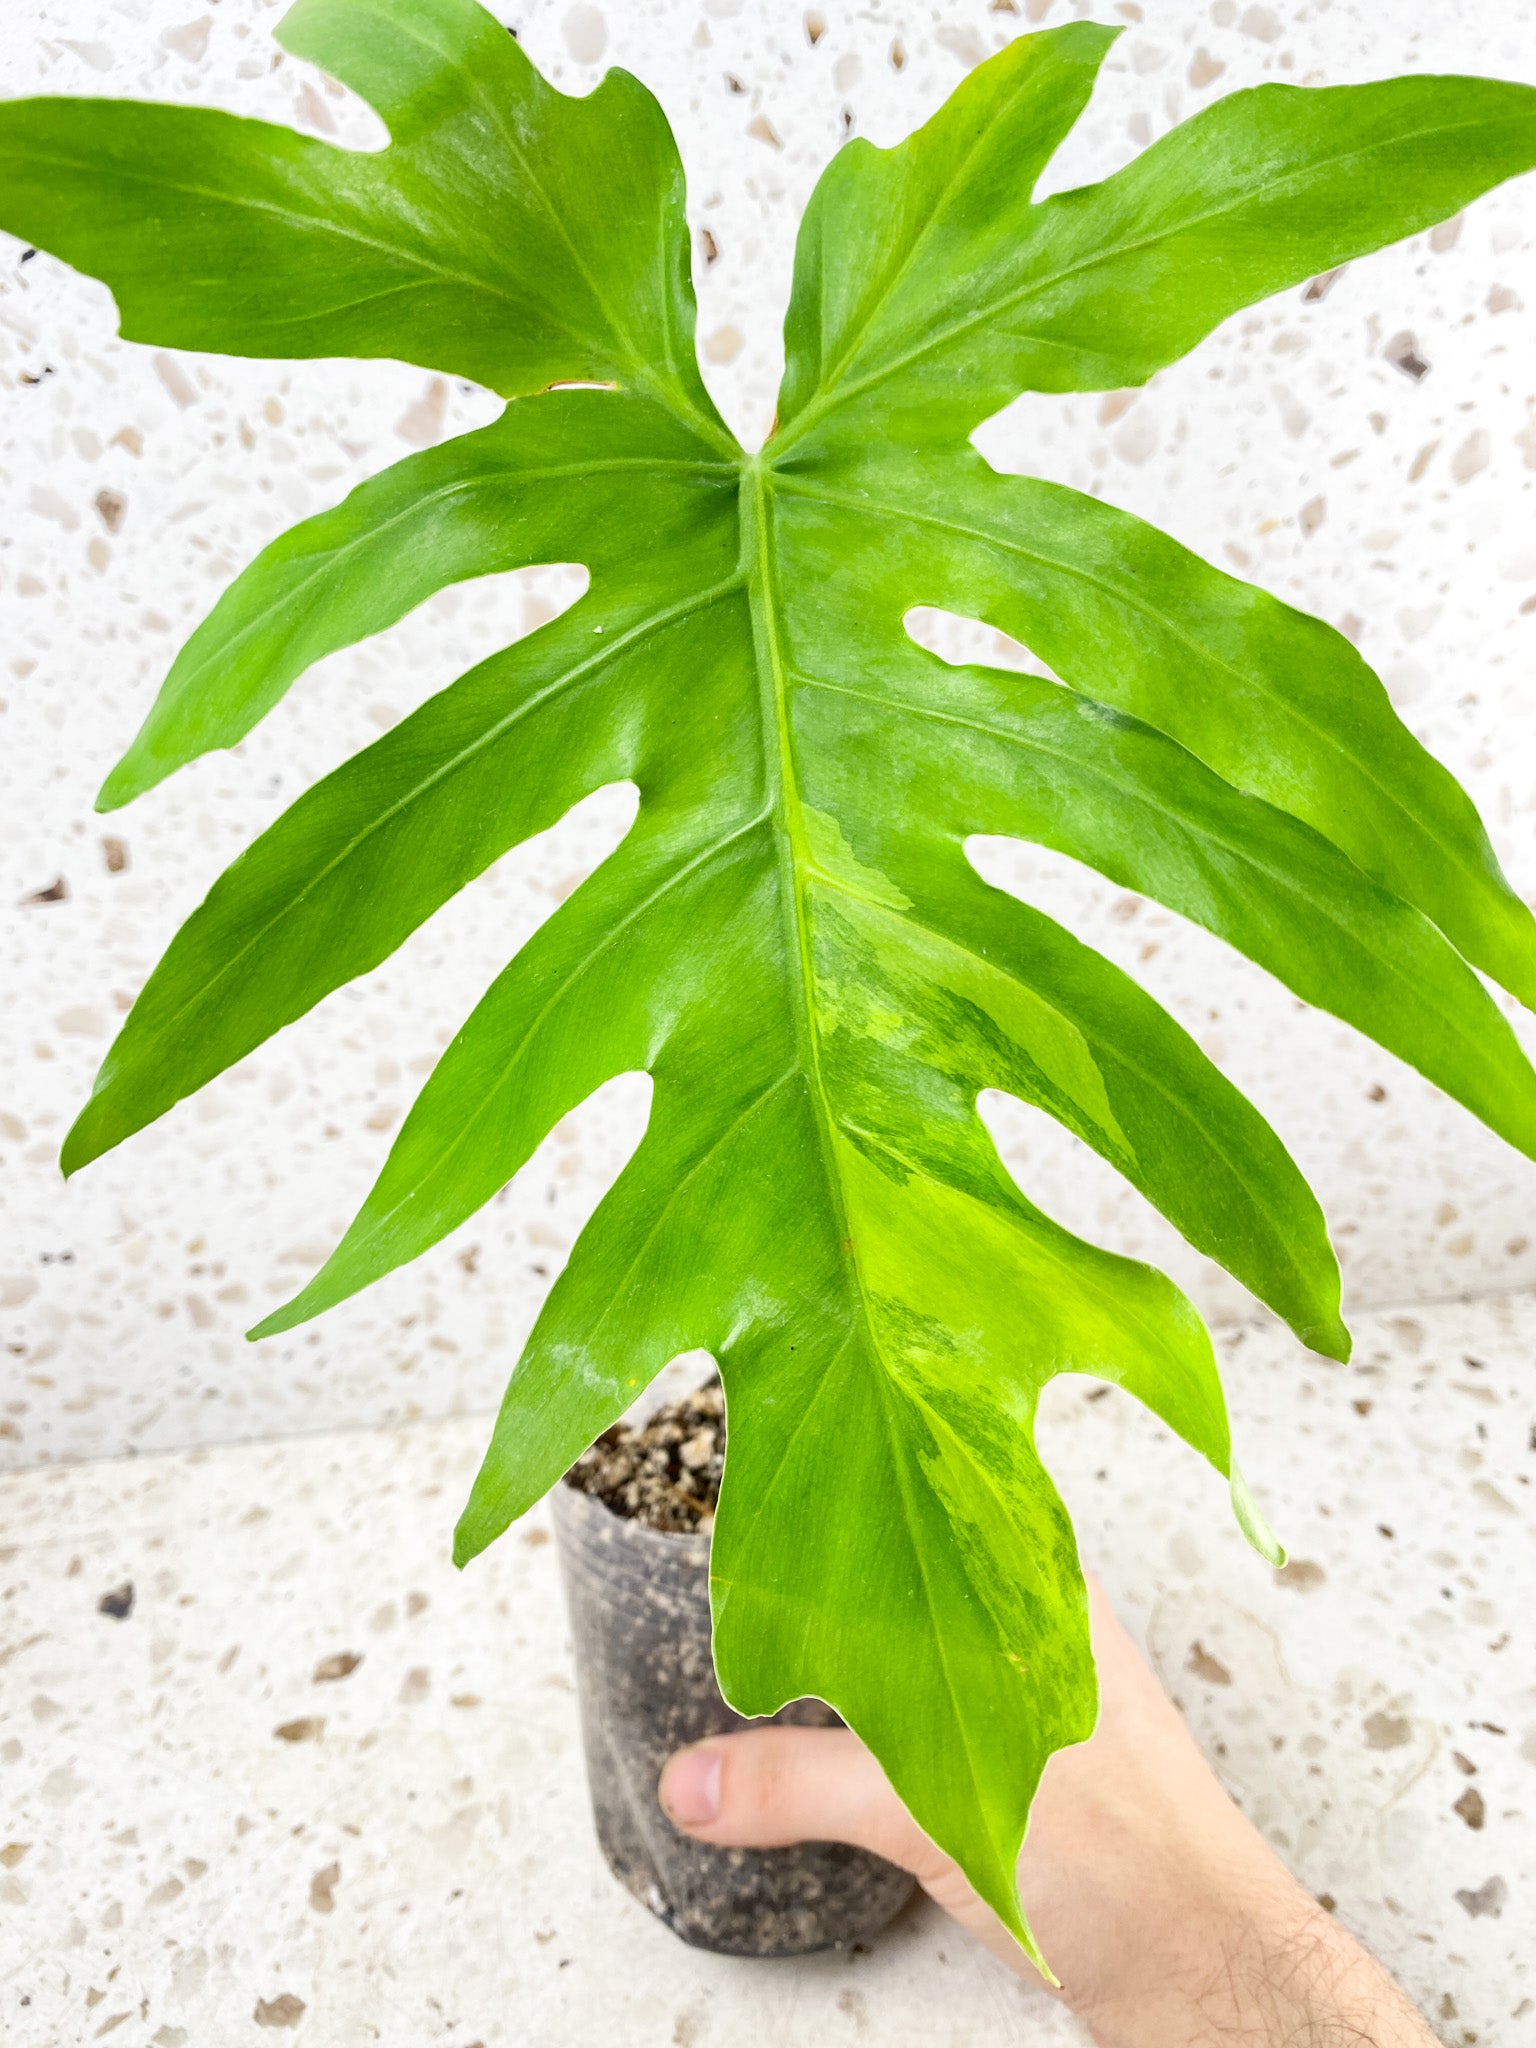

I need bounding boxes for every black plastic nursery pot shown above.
[551,1475,916,1957]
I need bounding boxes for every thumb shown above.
[657,1725,949,1885]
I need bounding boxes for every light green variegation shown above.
[9,0,1536,1971]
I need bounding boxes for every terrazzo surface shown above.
[2,3,1535,2039]
[5,0,1536,1465]
[3,1292,1533,2046]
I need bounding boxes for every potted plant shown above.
[6,0,1535,1977]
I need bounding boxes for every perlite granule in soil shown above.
[565,1377,725,1532]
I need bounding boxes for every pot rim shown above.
[553,1467,714,1562]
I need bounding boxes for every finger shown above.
[657,1725,949,1882]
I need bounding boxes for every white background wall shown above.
[3,0,1535,1467]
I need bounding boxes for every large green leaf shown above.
[13,0,1536,1970]
[96,389,738,806]
[0,0,731,439]
[775,25,1536,444]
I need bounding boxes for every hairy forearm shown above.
[1083,1888,1438,2048]
[659,1578,1443,2048]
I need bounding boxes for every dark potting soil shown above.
[564,1376,725,1532]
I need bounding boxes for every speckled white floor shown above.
[3,1291,1532,2047]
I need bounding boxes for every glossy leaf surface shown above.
[9,0,1536,1970]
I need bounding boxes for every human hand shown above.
[658,1576,1436,2048]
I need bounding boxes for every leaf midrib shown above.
[746,467,1039,1849]
[743,465,906,1428]
[803,50,1060,409]
[744,467,850,1242]
[352,4,643,361]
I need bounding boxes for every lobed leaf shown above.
[0,0,731,437]
[780,624,1536,1169]
[99,391,737,806]
[776,38,1536,444]
[16,1,1536,1969]
[780,447,1536,1010]
[64,462,741,1173]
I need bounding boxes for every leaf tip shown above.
[247,1287,316,1341]
[1229,1463,1285,1567]
[58,1111,103,1181]
[94,753,148,814]
[997,1891,1058,1987]
[1309,1316,1352,1365]
[451,1514,487,1571]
